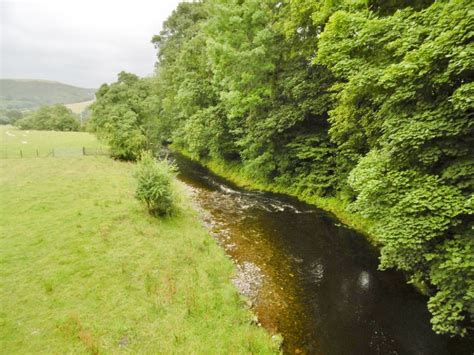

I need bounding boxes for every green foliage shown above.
[134,151,176,216]
[426,234,474,336]
[318,0,473,335]
[95,0,474,336]
[89,72,158,160]
[0,109,23,125]
[14,104,80,131]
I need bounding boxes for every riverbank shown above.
[174,149,453,300]
[0,128,279,353]
[173,147,378,246]
[173,149,447,299]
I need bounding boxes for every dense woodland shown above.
[90,0,473,336]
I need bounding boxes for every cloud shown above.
[0,0,181,88]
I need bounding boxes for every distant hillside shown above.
[64,99,95,114]
[0,79,96,110]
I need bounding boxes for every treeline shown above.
[15,104,80,131]
[89,0,473,336]
[0,109,23,125]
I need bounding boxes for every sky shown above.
[0,0,182,88]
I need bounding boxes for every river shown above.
[172,152,473,355]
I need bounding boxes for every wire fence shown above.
[0,147,110,159]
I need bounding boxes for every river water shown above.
[172,152,473,355]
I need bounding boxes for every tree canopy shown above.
[88,72,159,160]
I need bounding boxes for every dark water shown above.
[172,153,473,355]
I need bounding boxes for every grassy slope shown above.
[0,132,277,353]
[0,79,95,110]
[65,100,95,114]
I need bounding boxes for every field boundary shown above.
[0,146,110,159]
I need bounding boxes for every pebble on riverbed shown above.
[182,183,264,305]
[232,261,264,304]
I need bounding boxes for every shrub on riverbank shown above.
[134,151,176,216]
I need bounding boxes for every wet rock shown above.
[182,181,265,307]
[225,242,237,251]
[232,261,264,304]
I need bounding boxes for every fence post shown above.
[20,150,23,158]
[36,149,39,157]
[83,147,86,156]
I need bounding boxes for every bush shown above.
[134,151,177,216]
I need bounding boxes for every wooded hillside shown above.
[0,79,95,110]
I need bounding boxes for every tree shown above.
[89,72,159,160]
[318,0,473,335]
[0,109,23,125]
[15,104,80,131]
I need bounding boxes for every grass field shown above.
[0,130,277,353]
[65,100,95,114]
[0,126,106,158]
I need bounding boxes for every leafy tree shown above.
[0,109,23,125]
[89,72,159,160]
[15,104,80,131]
[318,0,473,335]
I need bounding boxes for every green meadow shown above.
[0,129,277,353]
[0,126,106,158]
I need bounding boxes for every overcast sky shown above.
[0,0,182,88]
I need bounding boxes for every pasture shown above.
[0,126,106,158]
[0,129,276,353]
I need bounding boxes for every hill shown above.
[0,79,96,110]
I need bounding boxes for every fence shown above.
[0,147,110,159]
